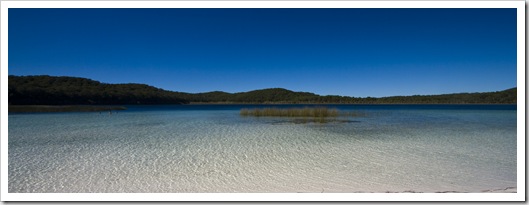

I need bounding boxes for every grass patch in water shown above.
[240,107,364,123]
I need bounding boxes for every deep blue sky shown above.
[8,8,517,97]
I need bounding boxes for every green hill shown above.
[8,75,516,105]
[232,88,320,103]
[375,88,517,104]
[8,75,188,105]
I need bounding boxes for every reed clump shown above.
[240,107,340,118]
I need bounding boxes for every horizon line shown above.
[8,74,516,99]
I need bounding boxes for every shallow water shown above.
[8,105,517,193]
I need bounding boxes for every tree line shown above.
[9,75,189,105]
[8,75,516,105]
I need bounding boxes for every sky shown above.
[8,8,517,97]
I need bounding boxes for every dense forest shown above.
[9,75,189,105]
[8,75,517,105]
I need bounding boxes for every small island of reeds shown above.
[240,107,364,123]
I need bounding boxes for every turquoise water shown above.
[8,105,517,193]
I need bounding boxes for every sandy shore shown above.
[480,187,517,193]
[377,187,517,193]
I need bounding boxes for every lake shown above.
[8,104,517,193]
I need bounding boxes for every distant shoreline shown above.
[8,103,516,113]
[9,76,516,105]
[8,105,127,113]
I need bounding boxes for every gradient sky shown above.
[8,8,517,97]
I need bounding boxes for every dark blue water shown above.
[122,104,516,112]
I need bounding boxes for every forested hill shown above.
[8,75,189,105]
[8,75,517,105]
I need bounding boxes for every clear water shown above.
[8,105,517,193]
